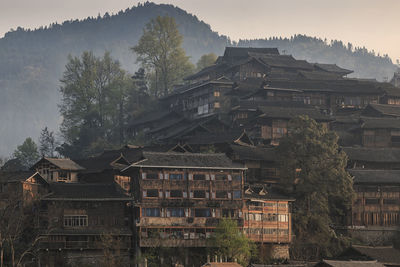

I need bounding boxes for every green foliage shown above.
[39,127,56,157]
[132,16,195,97]
[12,137,40,168]
[58,51,136,158]
[277,116,354,260]
[208,218,255,266]
[196,53,218,71]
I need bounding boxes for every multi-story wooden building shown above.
[242,185,294,259]
[123,152,246,249]
[38,183,132,266]
[348,169,400,244]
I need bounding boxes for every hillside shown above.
[0,2,397,157]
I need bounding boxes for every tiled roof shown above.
[351,245,400,264]
[363,103,400,117]
[314,63,353,75]
[318,260,384,267]
[244,184,294,201]
[229,145,276,162]
[343,147,400,163]
[360,117,400,129]
[0,171,35,182]
[258,106,331,121]
[44,158,85,170]
[44,183,129,200]
[348,169,400,184]
[129,152,246,170]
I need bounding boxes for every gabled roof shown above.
[43,183,130,201]
[348,169,400,184]
[127,152,246,170]
[314,63,353,75]
[258,106,331,121]
[32,157,85,171]
[360,117,400,129]
[252,53,314,70]
[0,171,35,183]
[351,245,400,265]
[244,184,294,201]
[223,47,279,59]
[362,103,400,117]
[343,147,400,163]
[298,70,344,80]
[229,144,276,162]
[317,260,384,267]
[128,109,177,128]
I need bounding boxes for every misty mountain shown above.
[0,2,396,157]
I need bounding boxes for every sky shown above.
[1,0,399,62]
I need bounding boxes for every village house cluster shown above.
[1,47,400,266]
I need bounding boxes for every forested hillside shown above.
[0,2,397,156]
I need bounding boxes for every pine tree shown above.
[13,138,40,168]
[39,127,56,157]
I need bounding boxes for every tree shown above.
[58,51,133,158]
[12,138,39,169]
[196,53,217,71]
[132,16,194,97]
[208,218,254,266]
[39,127,56,157]
[276,116,354,260]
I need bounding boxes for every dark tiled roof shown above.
[253,54,314,70]
[244,184,294,201]
[318,260,384,267]
[363,103,400,117]
[348,169,400,184]
[182,131,246,145]
[298,70,343,80]
[343,147,400,163]
[381,83,400,97]
[0,171,35,182]
[351,245,400,264]
[223,47,279,59]
[360,117,400,129]
[314,63,353,75]
[44,183,129,200]
[128,109,175,127]
[230,145,276,162]
[43,158,85,171]
[130,152,245,170]
[258,106,331,121]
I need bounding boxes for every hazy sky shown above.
[1,0,399,62]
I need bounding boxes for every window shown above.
[167,208,185,217]
[216,191,228,199]
[170,190,183,198]
[278,203,288,208]
[169,173,183,180]
[222,209,235,218]
[193,190,206,198]
[214,91,220,97]
[263,228,277,235]
[365,198,379,205]
[278,214,288,222]
[64,215,88,227]
[215,174,226,181]
[143,208,160,217]
[194,208,211,217]
[193,174,206,181]
[214,102,220,108]
[144,172,159,180]
[233,190,241,199]
[144,189,158,198]
[232,174,242,181]
[384,199,398,205]
[58,171,68,181]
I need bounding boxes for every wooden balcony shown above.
[139,238,207,248]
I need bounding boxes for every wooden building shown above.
[31,157,85,183]
[122,152,246,249]
[348,169,400,244]
[242,185,294,259]
[37,183,132,266]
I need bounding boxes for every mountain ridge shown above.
[0,2,396,157]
